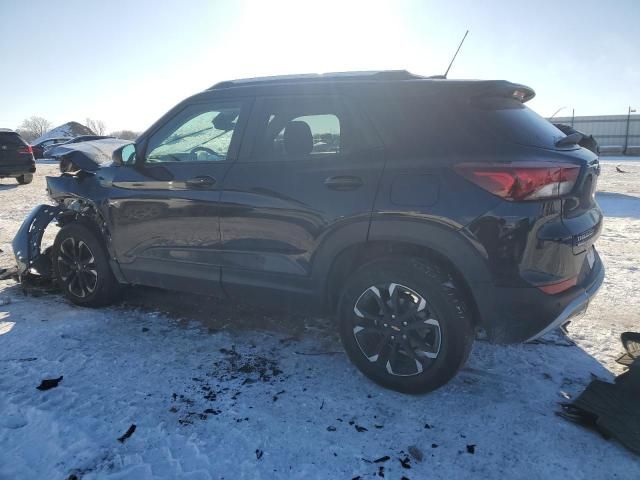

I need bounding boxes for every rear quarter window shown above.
[363,95,485,155]
[470,97,567,150]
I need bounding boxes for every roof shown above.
[203,70,534,102]
[208,70,426,90]
[0,128,16,133]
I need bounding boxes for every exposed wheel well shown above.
[325,241,482,326]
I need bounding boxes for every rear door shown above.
[218,95,385,300]
[107,98,252,295]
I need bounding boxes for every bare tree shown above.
[109,130,138,140]
[85,118,106,136]
[16,116,52,142]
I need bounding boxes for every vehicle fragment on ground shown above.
[558,332,640,455]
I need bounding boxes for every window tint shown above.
[146,103,242,163]
[471,98,566,149]
[252,98,349,160]
[0,133,27,147]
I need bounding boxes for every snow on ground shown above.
[0,157,639,479]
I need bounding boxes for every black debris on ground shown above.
[117,424,136,443]
[408,446,423,462]
[377,465,385,477]
[255,449,264,460]
[373,456,390,463]
[424,423,432,429]
[558,337,640,455]
[466,444,476,454]
[36,376,63,391]
[327,426,336,432]
[399,456,411,469]
[431,443,439,449]
[354,424,368,433]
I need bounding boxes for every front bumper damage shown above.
[12,204,63,278]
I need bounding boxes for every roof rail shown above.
[207,70,424,90]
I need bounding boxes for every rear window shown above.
[0,132,27,147]
[471,97,567,149]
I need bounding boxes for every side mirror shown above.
[112,143,136,166]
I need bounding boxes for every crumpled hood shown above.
[55,138,132,172]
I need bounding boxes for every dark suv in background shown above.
[13,71,604,393]
[0,129,36,184]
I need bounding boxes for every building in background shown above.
[550,112,639,155]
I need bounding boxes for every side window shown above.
[145,102,243,163]
[252,98,351,160]
[272,114,341,155]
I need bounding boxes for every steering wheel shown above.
[190,146,218,160]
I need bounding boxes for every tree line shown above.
[16,116,138,142]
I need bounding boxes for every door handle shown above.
[185,175,216,189]
[324,175,363,191]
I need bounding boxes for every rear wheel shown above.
[338,257,474,393]
[53,223,120,307]
[16,174,33,185]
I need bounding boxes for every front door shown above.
[106,99,251,295]
[218,95,385,301]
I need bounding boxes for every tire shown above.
[52,222,121,307]
[16,174,33,185]
[338,256,474,394]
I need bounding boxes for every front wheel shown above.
[52,222,121,307]
[338,257,474,394]
[16,174,33,185]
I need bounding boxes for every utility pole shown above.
[624,106,636,155]
[571,108,575,128]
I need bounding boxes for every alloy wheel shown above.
[352,283,442,377]
[57,237,98,298]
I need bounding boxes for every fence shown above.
[549,114,640,155]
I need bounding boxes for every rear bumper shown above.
[0,163,36,176]
[478,249,605,343]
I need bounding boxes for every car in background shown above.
[32,137,70,159]
[42,135,114,158]
[0,128,36,184]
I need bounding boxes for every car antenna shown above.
[443,30,469,78]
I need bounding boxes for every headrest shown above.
[283,121,313,156]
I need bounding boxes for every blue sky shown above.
[1,0,638,132]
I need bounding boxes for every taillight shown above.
[538,276,578,295]
[454,162,580,201]
[17,145,33,155]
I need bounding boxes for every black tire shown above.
[16,174,33,185]
[338,256,474,394]
[52,222,121,307]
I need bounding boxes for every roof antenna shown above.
[443,30,469,78]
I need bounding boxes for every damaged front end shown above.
[11,139,130,281]
[12,204,63,278]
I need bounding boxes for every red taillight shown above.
[538,276,578,295]
[454,162,580,201]
[17,145,33,155]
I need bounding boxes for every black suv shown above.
[0,129,36,184]
[13,71,604,393]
